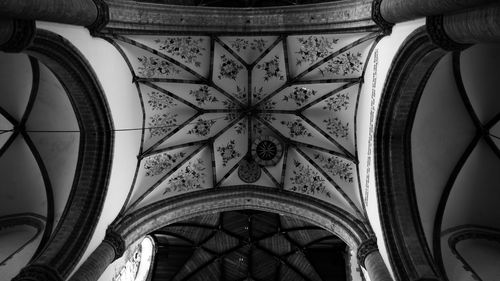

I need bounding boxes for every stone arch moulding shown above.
[13,29,114,280]
[375,26,447,281]
[111,187,371,251]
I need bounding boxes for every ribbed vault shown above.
[151,210,347,281]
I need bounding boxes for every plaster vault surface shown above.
[107,30,379,219]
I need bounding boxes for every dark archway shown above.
[13,29,114,280]
[374,26,446,281]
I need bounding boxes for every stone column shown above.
[378,0,496,24]
[69,230,126,281]
[0,19,35,52]
[0,0,108,32]
[427,2,500,51]
[357,238,393,281]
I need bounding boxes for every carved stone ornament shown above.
[238,158,262,183]
[12,264,63,281]
[104,229,126,260]
[356,237,378,268]
[251,136,283,166]
[0,19,35,53]
[426,15,470,51]
[371,0,393,35]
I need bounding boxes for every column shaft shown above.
[69,242,116,281]
[0,0,98,26]
[444,3,500,44]
[364,251,394,281]
[380,0,495,23]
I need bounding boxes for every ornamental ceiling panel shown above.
[108,30,379,219]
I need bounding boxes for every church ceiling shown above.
[151,210,347,281]
[106,30,379,219]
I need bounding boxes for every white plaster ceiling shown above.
[109,31,379,219]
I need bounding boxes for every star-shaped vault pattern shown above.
[108,30,380,219]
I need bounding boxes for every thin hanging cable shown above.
[0,115,232,134]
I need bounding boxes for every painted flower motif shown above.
[314,153,353,183]
[233,86,247,102]
[164,158,206,194]
[257,55,284,81]
[147,91,177,110]
[283,87,317,107]
[218,55,243,80]
[258,100,276,122]
[319,52,363,76]
[289,160,330,197]
[253,122,265,136]
[252,87,264,101]
[223,100,239,121]
[323,117,349,139]
[189,86,218,106]
[137,56,180,77]
[324,93,350,112]
[295,36,338,66]
[148,113,178,137]
[281,119,312,138]
[155,37,206,67]
[144,152,186,177]
[229,38,250,52]
[188,119,216,136]
[229,38,268,52]
[217,140,241,166]
[251,39,267,52]
[235,121,247,135]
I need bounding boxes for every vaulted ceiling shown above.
[151,210,347,281]
[107,30,380,221]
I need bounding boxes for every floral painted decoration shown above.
[217,140,241,166]
[252,87,264,101]
[188,119,216,136]
[289,160,330,197]
[148,113,178,137]
[147,91,177,110]
[259,100,276,122]
[164,159,206,194]
[233,86,247,101]
[257,55,284,81]
[189,86,218,106]
[283,87,317,107]
[323,93,350,112]
[137,56,180,77]
[144,152,186,177]
[314,153,353,183]
[229,38,268,52]
[223,100,239,121]
[281,119,312,138]
[218,55,244,80]
[295,36,338,66]
[323,117,349,139]
[319,52,363,76]
[155,37,206,67]
[235,120,247,135]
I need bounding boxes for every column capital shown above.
[426,15,470,51]
[12,264,63,281]
[86,0,109,35]
[356,237,378,268]
[372,0,394,35]
[103,229,126,260]
[0,19,35,53]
